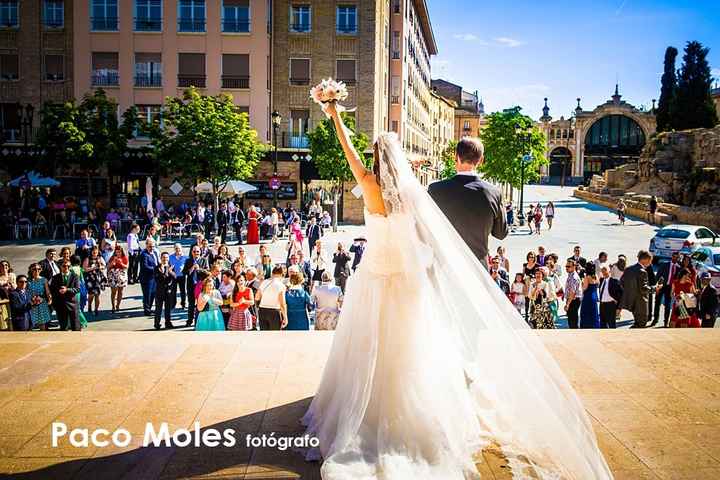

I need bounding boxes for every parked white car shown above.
[690,246,720,290]
[649,224,718,260]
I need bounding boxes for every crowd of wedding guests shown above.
[490,244,718,330]
[0,202,365,332]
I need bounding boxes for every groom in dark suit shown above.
[428,137,508,268]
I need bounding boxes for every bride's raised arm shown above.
[324,102,372,186]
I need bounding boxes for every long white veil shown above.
[373,132,613,479]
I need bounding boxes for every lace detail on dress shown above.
[375,133,404,214]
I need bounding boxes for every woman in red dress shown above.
[228,274,255,330]
[247,205,260,244]
[670,268,699,328]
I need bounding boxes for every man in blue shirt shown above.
[139,238,160,316]
[169,243,188,309]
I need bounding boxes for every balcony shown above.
[0,20,18,30]
[178,19,205,32]
[222,20,250,33]
[135,74,162,88]
[221,75,249,89]
[178,74,206,88]
[1,128,20,143]
[134,17,162,32]
[280,133,309,149]
[289,77,309,86]
[391,95,399,104]
[91,71,119,87]
[337,78,356,86]
[43,19,64,29]
[392,51,400,60]
[91,17,118,31]
[290,23,310,33]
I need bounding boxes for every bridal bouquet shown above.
[310,78,349,105]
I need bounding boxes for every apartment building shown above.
[0,0,73,147]
[389,0,436,166]
[74,0,271,143]
[431,78,486,139]
[428,89,455,182]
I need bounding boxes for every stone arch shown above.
[548,146,573,178]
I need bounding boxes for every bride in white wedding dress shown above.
[300,99,613,480]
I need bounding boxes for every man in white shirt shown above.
[255,265,287,330]
[598,265,622,328]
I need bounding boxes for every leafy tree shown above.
[670,41,719,130]
[307,113,370,231]
[35,90,135,201]
[656,46,678,132]
[150,87,264,221]
[440,139,458,180]
[479,107,547,189]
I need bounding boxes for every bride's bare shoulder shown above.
[360,175,386,216]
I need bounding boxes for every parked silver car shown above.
[649,224,718,260]
[690,246,720,290]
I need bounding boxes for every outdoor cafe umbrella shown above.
[194,180,257,196]
[7,171,60,188]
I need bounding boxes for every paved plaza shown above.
[0,185,662,330]
[0,330,719,479]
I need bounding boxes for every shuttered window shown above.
[45,54,64,81]
[0,54,18,80]
[222,54,249,88]
[289,58,309,85]
[336,59,355,84]
[178,53,206,87]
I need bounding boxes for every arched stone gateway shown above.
[538,86,656,185]
[548,147,572,182]
[583,114,646,176]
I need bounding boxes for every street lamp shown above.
[515,122,532,226]
[271,110,281,207]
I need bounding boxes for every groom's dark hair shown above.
[456,137,484,165]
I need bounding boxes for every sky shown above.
[426,0,720,119]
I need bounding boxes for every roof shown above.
[413,0,438,55]
[430,91,457,108]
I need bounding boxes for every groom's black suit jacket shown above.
[428,173,508,267]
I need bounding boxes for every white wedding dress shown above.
[301,133,613,479]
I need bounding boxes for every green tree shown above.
[670,41,719,130]
[479,107,547,189]
[656,46,678,132]
[440,139,458,180]
[35,90,135,202]
[307,113,370,231]
[150,87,264,221]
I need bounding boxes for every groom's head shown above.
[455,137,484,171]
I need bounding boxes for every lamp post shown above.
[271,110,281,207]
[514,122,532,226]
[17,103,34,165]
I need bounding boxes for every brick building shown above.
[431,78,485,140]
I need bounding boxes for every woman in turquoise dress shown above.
[195,277,226,331]
[285,271,313,330]
[70,255,88,328]
[27,263,52,330]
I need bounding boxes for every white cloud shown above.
[453,33,479,42]
[494,37,526,48]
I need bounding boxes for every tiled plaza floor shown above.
[0,329,719,479]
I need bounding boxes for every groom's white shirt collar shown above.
[455,171,477,177]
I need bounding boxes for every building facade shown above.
[538,86,656,185]
[712,87,720,116]
[0,0,73,148]
[431,78,485,139]
[428,90,454,182]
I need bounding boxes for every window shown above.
[695,228,716,240]
[336,59,355,85]
[236,105,249,115]
[222,54,249,88]
[290,5,310,32]
[463,120,470,131]
[289,109,309,148]
[178,53,205,87]
[0,1,18,28]
[0,103,20,142]
[392,31,400,59]
[44,0,64,28]
[135,0,162,31]
[391,120,398,132]
[0,54,18,80]
[44,55,64,81]
[336,5,356,34]
[92,52,119,86]
[91,0,118,31]
[178,0,205,32]
[223,0,250,33]
[135,53,162,87]
[392,0,400,14]
[135,104,161,138]
[289,58,309,85]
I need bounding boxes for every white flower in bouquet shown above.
[310,78,349,105]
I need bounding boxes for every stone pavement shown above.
[0,329,719,479]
